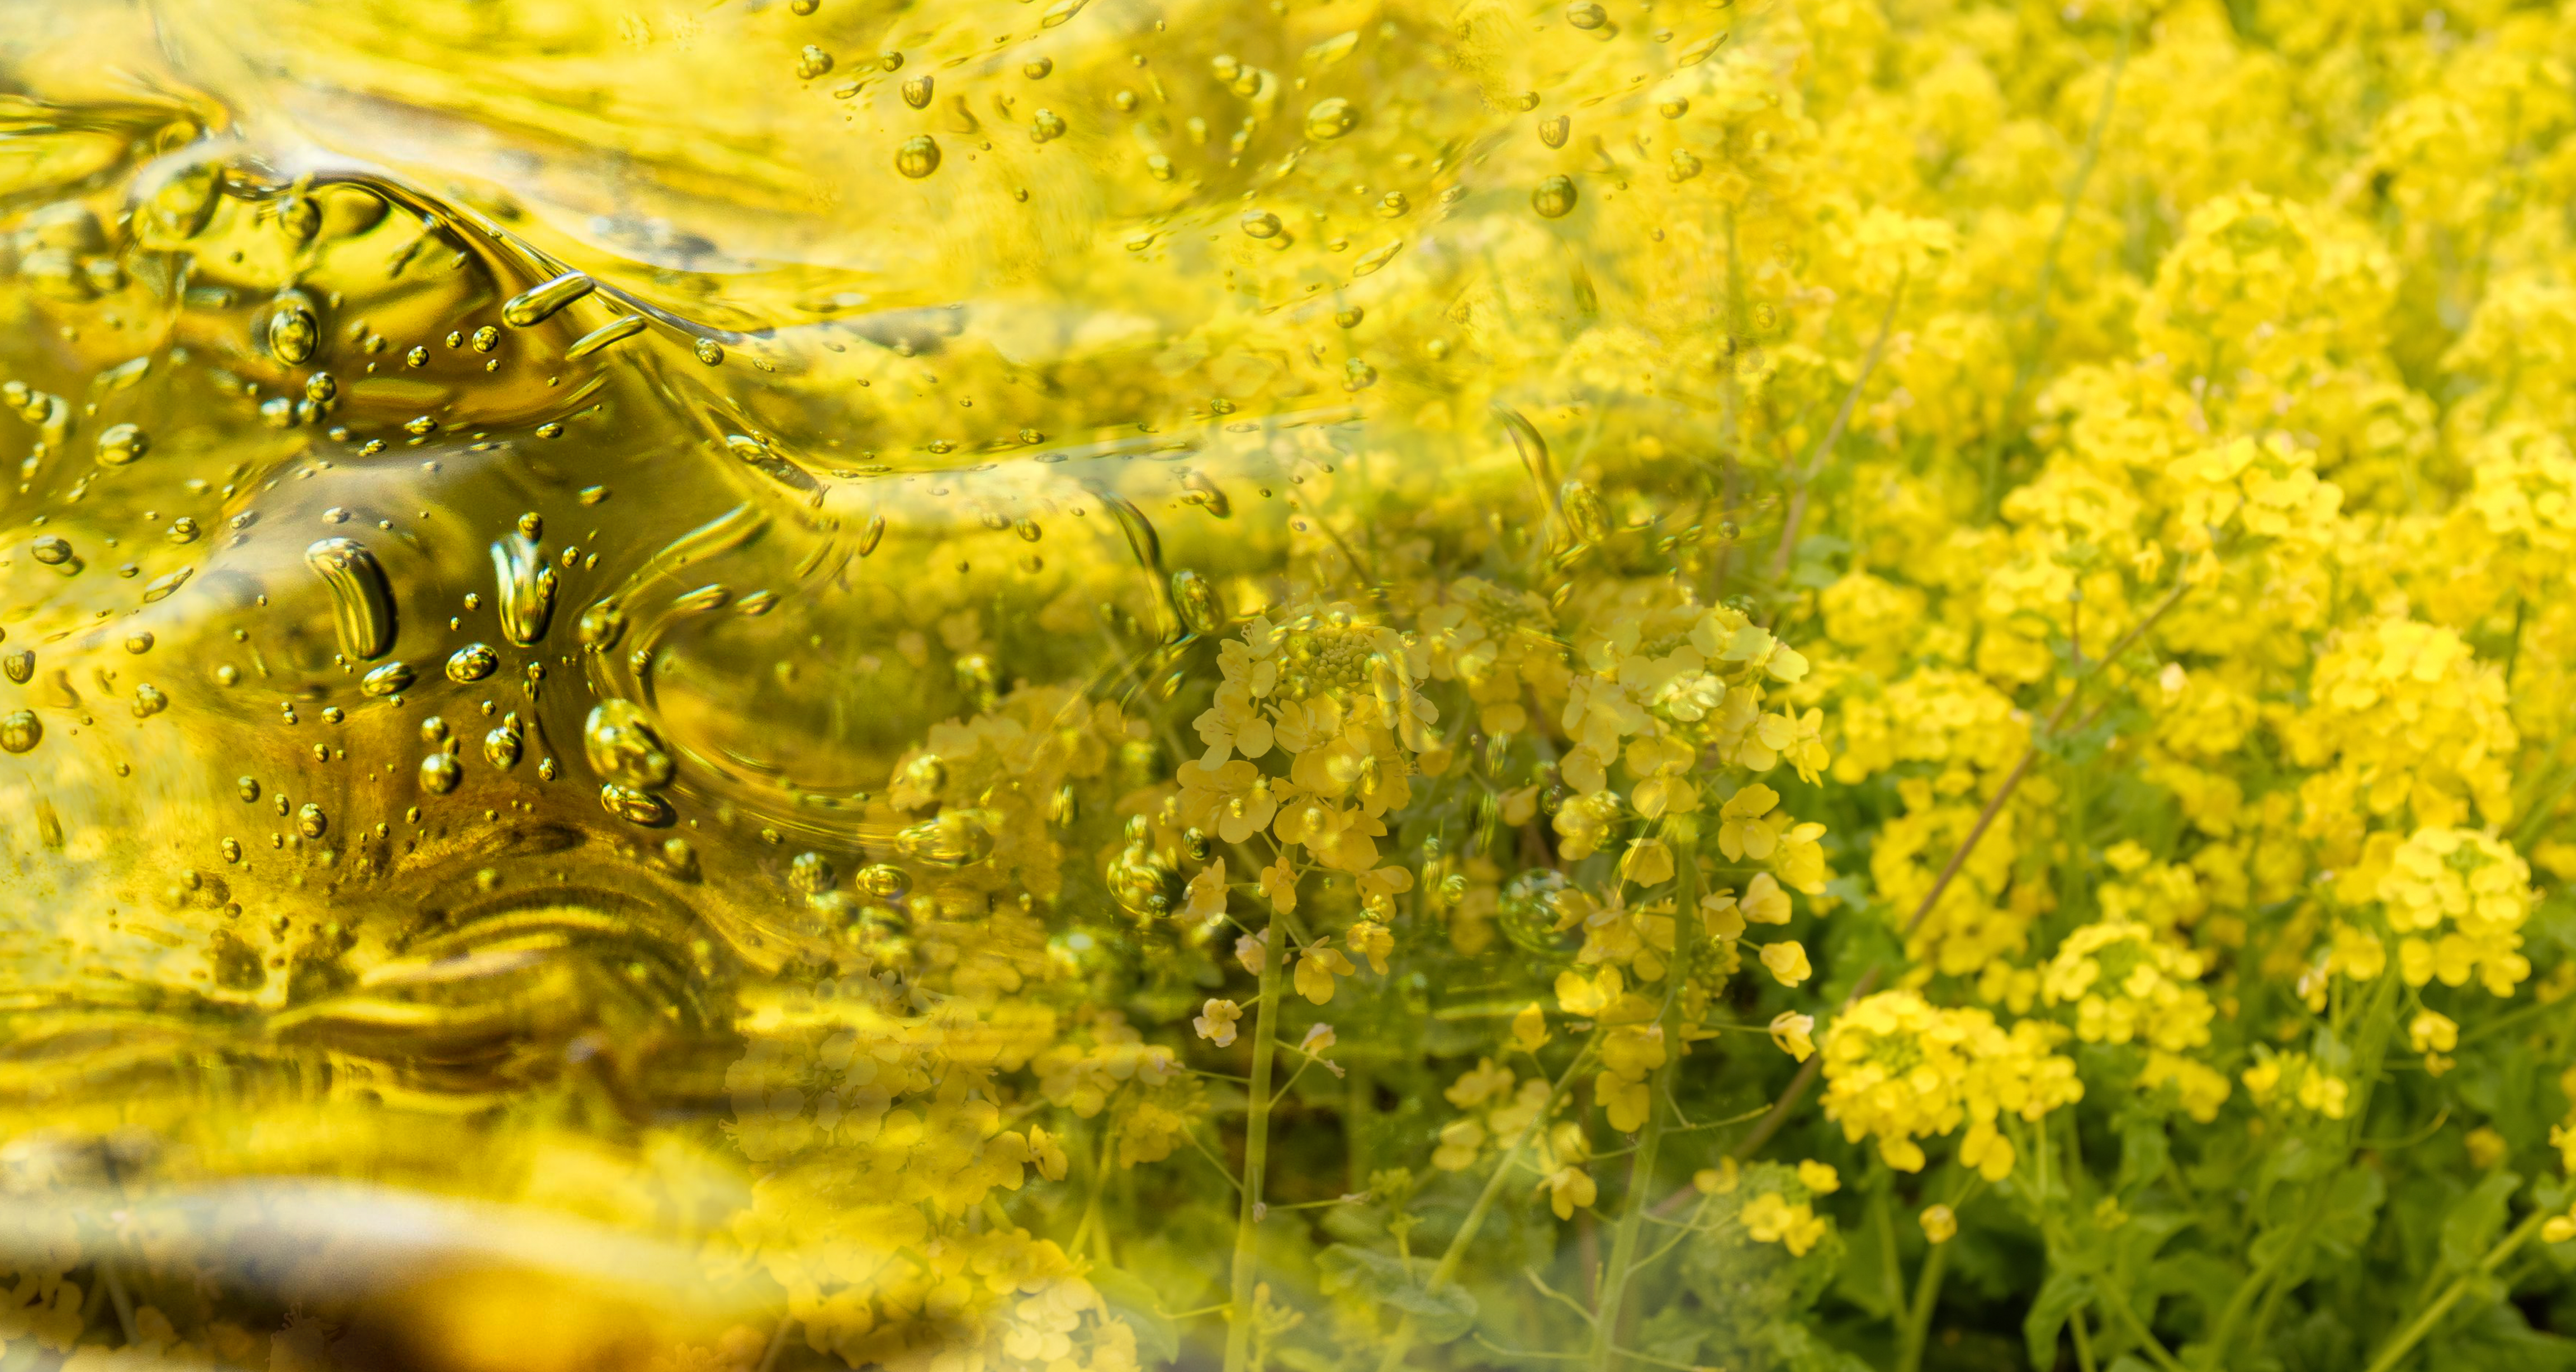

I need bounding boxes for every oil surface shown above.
[0,3,1764,1368]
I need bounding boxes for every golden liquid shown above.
[0,1,1759,1368]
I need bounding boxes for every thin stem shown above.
[1374,1028,1604,1372]
[1589,849,1693,1372]
[1978,12,2131,522]
[2095,1291,2187,1372]
[1895,1237,1950,1372]
[1768,268,1909,588]
[2071,1311,2100,1372]
[1222,911,1287,1372]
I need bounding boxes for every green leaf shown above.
[2314,1166,2388,1260]
[1315,1243,1478,1344]
[1090,1267,1182,1366]
[2441,1168,2523,1275]
[2024,1267,2096,1370]
[2116,1118,2170,1200]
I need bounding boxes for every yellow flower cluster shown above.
[1819,991,2083,1177]
[2040,919,2229,1122]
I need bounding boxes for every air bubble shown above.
[304,537,398,661]
[97,424,148,466]
[896,135,943,179]
[0,711,40,754]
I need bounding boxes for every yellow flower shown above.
[1742,873,1793,925]
[1921,1205,1958,1245]
[1741,1192,1829,1256]
[1556,966,1623,1018]
[1694,1159,1741,1195]
[2466,1127,2508,1170]
[1293,945,1357,1004]
[1598,1072,1652,1132]
[1511,1003,1552,1053]
[1347,919,1394,974]
[1621,836,1675,887]
[1259,857,1300,914]
[1719,784,1782,860]
[1538,1166,1597,1220]
[1182,858,1228,922]
[1769,1012,1817,1062]
[1759,940,1812,987]
[1433,1118,1488,1172]
[1796,1160,1840,1194]
[1192,681,1273,764]
[1193,999,1242,1048]
[2408,1010,2459,1055]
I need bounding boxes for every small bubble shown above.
[305,372,338,404]
[471,325,500,352]
[1376,191,1409,217]
[296,803,327,839]
[1240,209,1284,239]
[267,293,320,365]
[405,345,429,367]
[124,632,153,654]
[237,777,261,802]
[1147,154,1175,181]
[131,684,168,718]
[419,753,461,794]
[902,75,935,108]
[500,272,595,328]
[880,50,906,71]
[1559,479,1611,543]
[96,423,149,466]
[485,717,523,770]
[790,0,820,12]
[276,196,320,243]
[447,642,499,683]
[1657,97,1690,119]
[797,46,835,79]
[1031,108,1068,142]
[896,135,943,179]
[361,661,416,697]
[1532,175,1579,219]
[1022,56,1053,79]
[1668,149,1702,182]
[1304,97,1358,140]
[1335,306,1365,328]
[857,863,911,900]
[1539,115,1570,149]
[694,338,724,366]
[1566,0,1608,27]
[0,711,40,754]
[600,784,673,826]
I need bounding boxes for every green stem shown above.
[1589,866,1692,1372]
[2093,1287,2188,1372]
[2071,1311,2100,1372]
[1374,1028,1604,1372]
[2214,971,2404,1360]
[1222,912,1286,1372]
[1896,1237,1950,1372]
[2361,1209,2552,1372]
